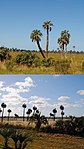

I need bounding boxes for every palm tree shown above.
[22,103,27,121]
[33,106,37,114]
[58,30,70,58]
[43,21,53,58]
[26,108,32,121]
[30,30,45,58]
[1,103,6,122]
[0,108,2,116]
[52,108,57,121]
[60,105,64,119]
[7,109,12,121]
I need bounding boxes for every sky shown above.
[0,0,84,51]
[0,74,84,117]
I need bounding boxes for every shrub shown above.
[55,59,71,73]
[42,57,55,67]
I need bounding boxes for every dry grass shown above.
[0,52,84,74]
[0,119,84,149]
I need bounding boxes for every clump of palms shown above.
[31,107,48,130]
[58,30,70,58]
[0,128,13,149]
[43,21,53,58]
[11,129,32,149]
[30,30,45,58]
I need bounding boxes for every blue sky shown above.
[0,0,84,51]
[0,75,84,117]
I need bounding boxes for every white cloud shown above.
[58,96,70,102]
[77,90,84,95]
[0,81,4,88]
[29,96,50,107]
[1,92,28,106]
[4,86,29,93]
[15,77,34,88]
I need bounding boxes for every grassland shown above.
[0,126,84,149]
[0,52,84,74]
[0,119,84,149]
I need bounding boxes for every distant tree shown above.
[52,108,57,120]
[7,109,12,121]
[22,104,27,121]
[14,113,19,120]
[43,21,53,57]
[33,106,37,114]
[26,109,32,121]
[1,103,6,122]
[30,30,45,58]
[58,30,70,58]
[60,105,65,119]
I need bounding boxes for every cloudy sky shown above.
[0,0,84,51]
[0,75,84,117]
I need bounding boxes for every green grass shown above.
[0,52,84,74]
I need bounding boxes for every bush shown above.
[55,59,71,73]
[14,52,40,67]
[42,58,55,67]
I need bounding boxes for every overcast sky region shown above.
[0,75,84,117]
[0,0,84,51]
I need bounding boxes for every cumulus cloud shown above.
[29,96,50,107]
[15,77,34,88]
[77,90,84,95]
[1,92,28,106]
[58,96,70,102]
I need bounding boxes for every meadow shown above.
[0,51,84,74]
[0,119,84,149]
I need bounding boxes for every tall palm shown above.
[26,108,32,121]
[30,30,45,58]
[61,30,70,53]
[33,106,37,114]
[52,108,57,121]
[7,109,12,121]
[43,21,53,58]
[1,103,6,122]
[0,108,2,117]
[22,103,26,121]
[60,105,64,119]
[58,30,70,58]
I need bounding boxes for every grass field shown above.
[0,127,84,149]
[0,119,84,149]
[0,52,84,74]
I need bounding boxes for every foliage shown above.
[55,59,71,74]
[0,127,32,149]
[0,48,11,61]
[42,57,55,67]
[14,52,41,67]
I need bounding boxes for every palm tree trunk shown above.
[1,108,4,122]
[37,40,45,59]
[8,113,10,121]
[61,44,65,59]
[46,28,49,58]
[23,108,25,121]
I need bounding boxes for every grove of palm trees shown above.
[0,20,84,74]
[0,102,84,149]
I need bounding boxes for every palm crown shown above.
[30,30,42,42]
